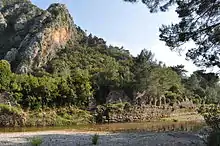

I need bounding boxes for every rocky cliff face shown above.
[0,0,75,73]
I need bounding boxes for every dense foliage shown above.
[0,26,219,111]
[124,0,220,144]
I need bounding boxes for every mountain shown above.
[0,0,75,73]
[0,0,217,127]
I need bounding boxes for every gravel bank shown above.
[0,130,205,146]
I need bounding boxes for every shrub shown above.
[124,102,131,110]
[30,136,43,146]
[192,98,200,104]
[0,60,12,90]
[25,107,93,127]
[200,105,220,146]
[202,105,220,131]
[0,104,25,127]
[106,102,129,111]
[92,134,99,145]
[0,104,22,115]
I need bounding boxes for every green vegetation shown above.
[1,1,220,145]
[0,104,24,127]
[0,0,220,132]
[127,0,220,144]
[92,134,99,145]
[0,25,220,126]
[201,105,220,145]
[30,136,43,146]
[25,107,93,127]
[0,104,92,127]
[0,104,22,115]
[124,0,220,103]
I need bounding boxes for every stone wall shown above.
[94,103,196,123]
[108,106,173,123]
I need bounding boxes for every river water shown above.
[0,120,205,133]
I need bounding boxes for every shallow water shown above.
[0,120,205,133]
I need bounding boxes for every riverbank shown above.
[0,130,205,146]
[0,119,206,146]
[0,105,93,127]
[0,103,203,127]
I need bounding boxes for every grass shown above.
[0,104,22,115]
[0,105,93,127]
[25,107,93,127]
[92,134,99,145]
[30,136,43,146]
[0,104,25,127]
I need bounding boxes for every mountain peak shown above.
[0,1,76,73]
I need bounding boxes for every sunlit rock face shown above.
[0,0,76,73]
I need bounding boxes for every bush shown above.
[0,60,12,90]
[0,104,25,127]
[25,107,93,127]
[56,107,94,125]
[30,136,43,146]
[165,91,177,105]
[124,102,131,110]
[192,98,200,104]
[201,105,220,131]
[106,102,128,111]
[92,134,99,145]
[0,104,22,115]
[200,105,220,146]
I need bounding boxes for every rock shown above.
[198,126,212,141]
[0,106,26,127]
[0,92,17,106]
[4,48,18,62]
[95,104,176,123]
[106,90,130,104]
[0,0,31,7]
[0,12,6,32]
[14,14,27,31]
[0,0,76,73]
[179,101,195,109]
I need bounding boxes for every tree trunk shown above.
[154,98,157,106]
[159,96,161,106]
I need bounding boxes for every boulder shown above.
[106,90,130,104]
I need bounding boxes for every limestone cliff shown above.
[0,0,76,73]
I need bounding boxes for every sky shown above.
[31,0,199,74]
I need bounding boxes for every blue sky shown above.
[31,0,199,73]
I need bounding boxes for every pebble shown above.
[0,131,205,146]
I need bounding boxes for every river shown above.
[0,120,205,133]
[0,120,207,146]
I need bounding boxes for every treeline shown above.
[0,26,220,110]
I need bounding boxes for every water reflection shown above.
[0,121,205,133]
[91,121,205,133]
